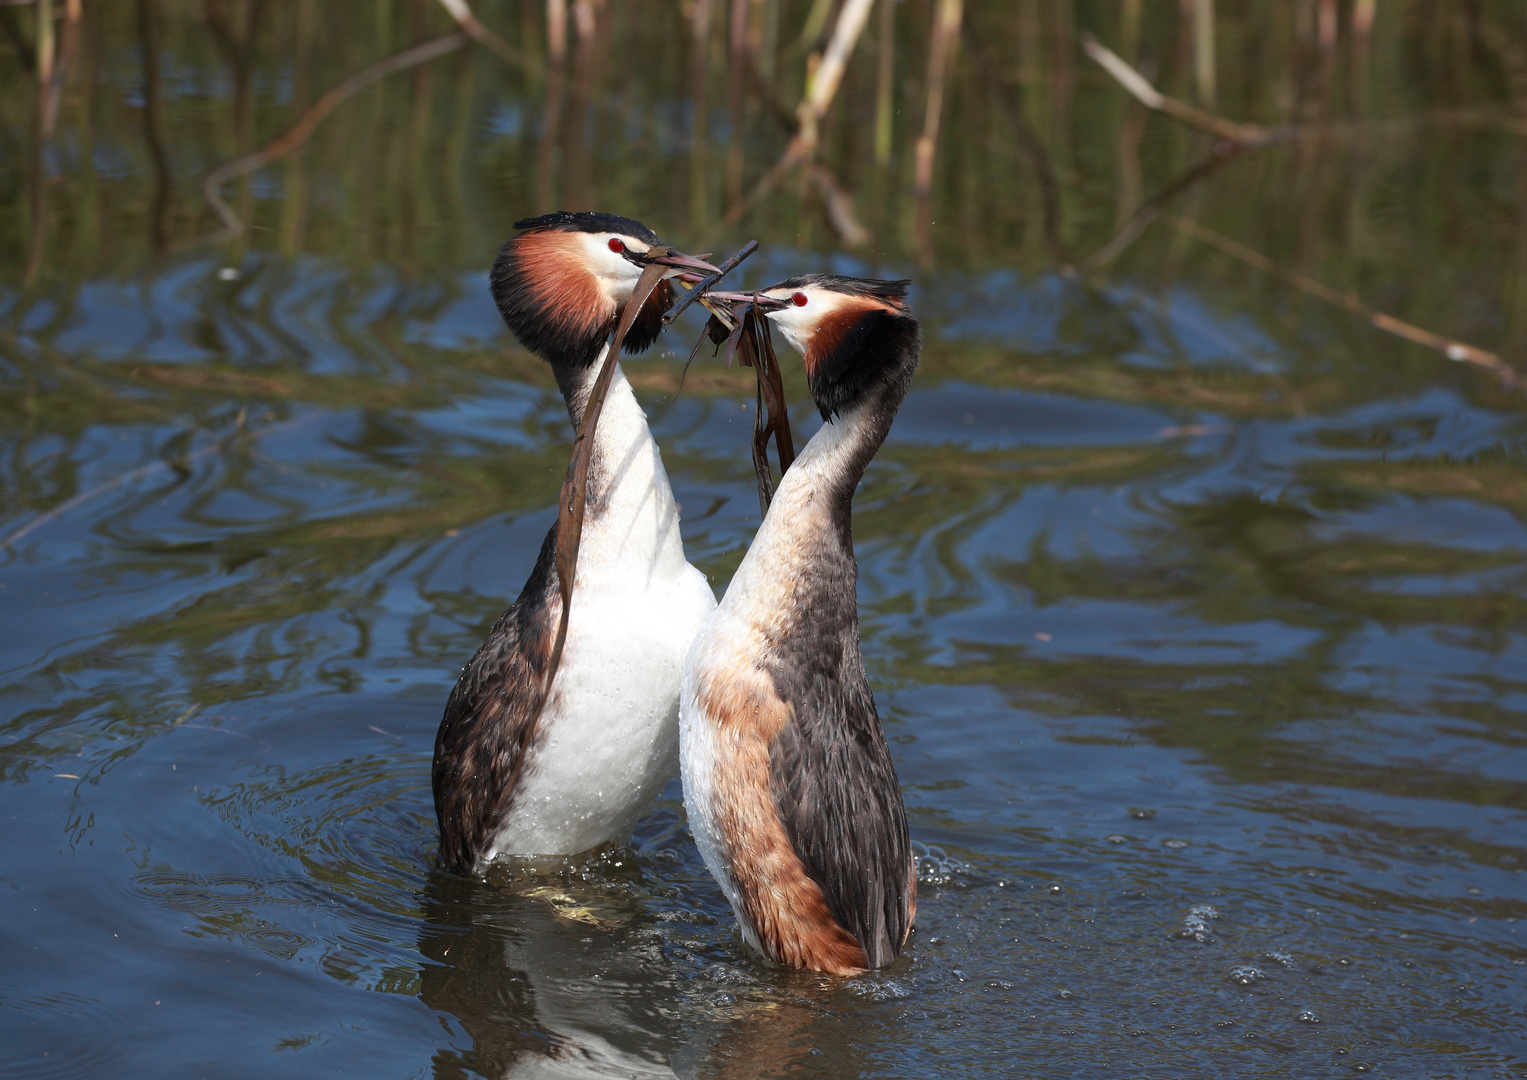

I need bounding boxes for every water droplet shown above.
[1229,965,1265,986]
[1298,1010,1320,1023]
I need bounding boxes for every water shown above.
[3,3,1526,1077]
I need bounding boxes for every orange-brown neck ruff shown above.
[520,229,614,355]
[801,295,905,381]
[696,667,870,976]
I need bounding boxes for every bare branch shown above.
[1170,216,1518,391]
[201,32,468,242]
[435,0,532,72]
[1082,33,1276,146]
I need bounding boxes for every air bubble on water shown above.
[911,841,971,886]
[1106,834,1129,844]
[1129,808,1156,820]
[1264,951,1295,967]
[1228,965,1265,986]
[216,267,240,281]
[702,963,751,985]
[1057,988,1075,999]
[1298,1010,1320,1023]
[1174,903,1219,942]
[985,980,1015,990]
[1164,839,1189,849]
[846,978,912,1002]
[1047,884,1063,895]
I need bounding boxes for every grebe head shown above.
[709,275,918,421]
[490,211,719,367]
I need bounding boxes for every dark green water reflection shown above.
[3,2,1526,1077]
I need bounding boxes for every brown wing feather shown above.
[433,526,561,873]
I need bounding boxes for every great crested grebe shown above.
[680,275,920,974]
[433,211,720,872]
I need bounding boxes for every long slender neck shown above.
[553,345,689,587]
[719,400,885,622]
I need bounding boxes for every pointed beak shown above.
[705,289,789,312]
[647,250,722,277]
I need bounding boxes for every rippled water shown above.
[4,4,1527,1078]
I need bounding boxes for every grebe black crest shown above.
[433,212,719,873]
[681,275,920,974]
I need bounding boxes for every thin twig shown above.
[1076,146,1239,273]
[962,26,1069,267]
[717,0,873,246]
[1081,33,1280,146]
[201,32,468,242]
[434,0,532,73]
[1169,216,1518,390]
[0,412,318,551]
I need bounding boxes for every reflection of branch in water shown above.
[0,412,263,550]
[1168,216,1519,391]
[434,0,531,72]
[136,0,172,251]
[1082,33,1280,147]
[1076,146,1240,273]
[717,0,871,247]
[962,26,1068,267]
[200,32,469,243]
[914,0,962,263]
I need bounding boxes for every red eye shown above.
[792,291,808,307]
[608,238,625,253]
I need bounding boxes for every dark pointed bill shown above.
[682,285,796,517]
[663,240,761,324]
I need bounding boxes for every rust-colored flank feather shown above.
[519,229,613,349]
[698,669,870,976]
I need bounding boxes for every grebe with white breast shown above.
[433,212,719,872]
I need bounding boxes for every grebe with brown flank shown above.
[680,275,920,974]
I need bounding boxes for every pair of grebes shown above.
[432,211,920,975]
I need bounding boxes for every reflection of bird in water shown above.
[433,212,719,871]
[417,868,878,1079]
[418,868,683,1079]
[681,276,921,975]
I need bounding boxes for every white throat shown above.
[570,346,690,590]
